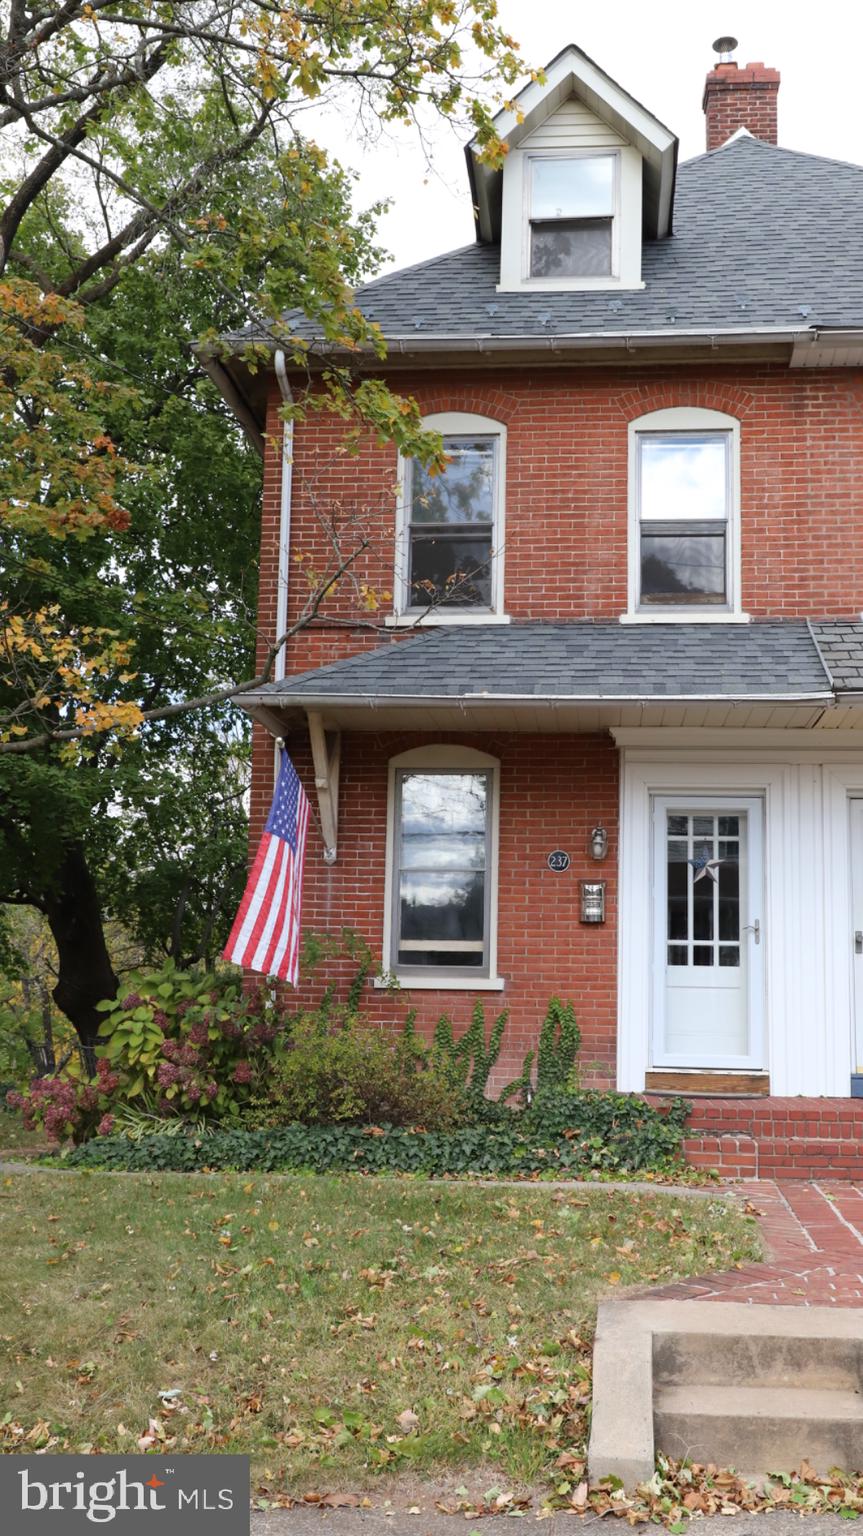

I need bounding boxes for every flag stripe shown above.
[223,833,278,967]
[251,838,292,974]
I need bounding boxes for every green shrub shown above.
[62,1092,691,1176]
[10,963,284,1143]
[249,1009,469,1130]
[95,961,281,1125]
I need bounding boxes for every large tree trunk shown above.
[43,843,118,1071]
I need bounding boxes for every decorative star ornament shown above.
[689,844,722,884]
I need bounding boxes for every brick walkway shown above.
[648,1180,863,1307]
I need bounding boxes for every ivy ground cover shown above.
[0,1172,759,1494]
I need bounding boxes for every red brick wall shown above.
[256,365,863,687]
[250,360,863,1073]
[249,726,619,1089]
[702,62,780,150]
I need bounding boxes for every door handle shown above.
[856,931,863,955]
[743,919,760,945]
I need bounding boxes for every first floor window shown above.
[634,421,735,610]
[391,759,494,976]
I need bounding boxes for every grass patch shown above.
[0,1172,760,1493]
[0,1119,50,1157]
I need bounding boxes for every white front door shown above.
[651,796,765,1069]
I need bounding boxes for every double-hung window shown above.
[528,153,616,279]
[398,413,505,618]
[386,748,500,983]
[630,409,741,615]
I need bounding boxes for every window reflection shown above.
[396,772,489,971]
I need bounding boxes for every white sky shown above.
[316,0,863,276]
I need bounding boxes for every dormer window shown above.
[528,154,616,279]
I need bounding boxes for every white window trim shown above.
[380,744,503,991]
[523,148,620,285]
[394,413,507,622]
[624,406,747,623]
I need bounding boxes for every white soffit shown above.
[468,43,678,242]
[791,329,863,367]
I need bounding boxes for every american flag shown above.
[223,748,310,984]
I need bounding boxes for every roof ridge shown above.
[681,137,863,176]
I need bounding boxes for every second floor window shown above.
[398,412,506,618]
[528,153,616,279]
[635,429,733,609]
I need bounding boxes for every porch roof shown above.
[241,620,839,728]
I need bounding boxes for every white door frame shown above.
[847,796,863,1075]
[619,745,861,1097]
[650,794,765,1070]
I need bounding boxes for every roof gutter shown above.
[379,325,839,354]
[237,688,833,711]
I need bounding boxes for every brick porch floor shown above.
[649,1180,863,1307]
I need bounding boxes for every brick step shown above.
[646,1095,863,1179]
[654,1384,863,1474]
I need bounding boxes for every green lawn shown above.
[0,1118,50,1157]
[0,1172,760,1494]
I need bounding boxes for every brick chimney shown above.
[703,52,780,150]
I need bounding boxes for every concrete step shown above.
[655,1384,863,1474]
[653,1330,863,1391]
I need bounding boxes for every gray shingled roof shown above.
[250,621,833,703]
[811,621,863,694]
[255,137,863,345]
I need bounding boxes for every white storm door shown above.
[651,796,765,1069]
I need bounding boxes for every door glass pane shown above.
[665,811,748,968]
[531,156,614,218]
[693,864,714,940]
[718,850,740,942]
[667,844,689,941]
[640,434,728,522]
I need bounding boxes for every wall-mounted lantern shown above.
[580,880,606,924]
[590,824,609,861]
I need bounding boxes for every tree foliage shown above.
[0,0,524,1045]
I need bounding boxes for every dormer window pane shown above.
[531,156,614,219]
[529,154,615,279]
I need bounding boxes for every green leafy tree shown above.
[0,2,523,1052]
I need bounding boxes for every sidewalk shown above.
[646,1179,863,1306]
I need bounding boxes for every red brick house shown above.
[209,42,863,1176]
